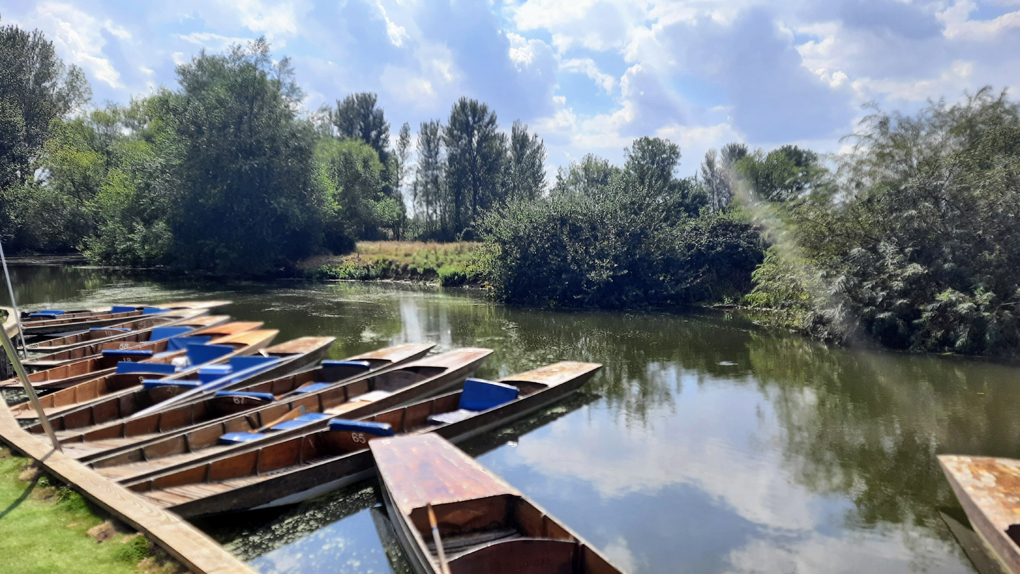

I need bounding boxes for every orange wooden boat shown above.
[18,300,230,336]
[940,455,1020,574]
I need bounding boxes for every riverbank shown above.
[0,447,185,574]
[299,241,487,286]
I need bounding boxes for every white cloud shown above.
[25,2,123,88]
[561,58,617,93]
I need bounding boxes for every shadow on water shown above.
[8,262,1020,572]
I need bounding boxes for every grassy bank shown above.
[0,447,184,574]
[301,241,488,286]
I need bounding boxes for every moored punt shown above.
[57,342,436,462]
[85,348,491,486]
[32,336,337,443]
[21,313,233,370]
[119,361,598,518]
[11,328,279,420]
[940,455,1020,574]
[0,320,263,391]
[18,300,231,337]
[373,433,624,574]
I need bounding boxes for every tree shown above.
[394,122,412,194]
[412,120,446,239]
[332,92,390,163]
[315,138,385,248]
[551,154,620,198]
[503,120,546,201]
[623,137,706,218]
[444,97,506,236]
[166,38,323,274]
[735,145,823,203]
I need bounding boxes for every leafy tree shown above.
[623,136,707,219]
[166,38,323,274]
[551,154,620,198]
[444,97,506,236]
[332,92,390,163]
[412,120,446,239]
[394,122,412,194]
[735,145,824,203]
[314,138,386,248]
[503,120,546,201]
[701,142,749,213]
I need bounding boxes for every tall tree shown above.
[444,97,505,236]
[623,137,706,218]
[551,154,620,198]
[315,138,385,247]
[413,120,446,238]
[332,92,390,163]
[503,120,546,202]
[167,38,323,274]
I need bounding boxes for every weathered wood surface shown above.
[0,391,256,574]
[940,455,1020,574]
[1,306,16,379]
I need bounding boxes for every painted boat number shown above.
[351,432,367,444]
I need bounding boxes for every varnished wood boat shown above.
[373,433,624,574]
[940,455,1020,574]
[11,328,279,420]
[21,313,232,370]
[119,361,598,518]
[0,321,263,391]
[19,300,231,336]
[31,336,337,441]
[55,343,436,462]
[86,348,493,488]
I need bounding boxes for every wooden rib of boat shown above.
[11,328,279,420]
[21,313,232,369]
[0,321,263,391]
[85,348,492,487]
[32,336,337,443]
[55,343,436,462]
[940,455,1020,574]
[120,361,598,518]
[373,433,624,574]
[19,300,231,336]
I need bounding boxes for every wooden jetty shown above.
[372,433,623,574]
[940,455,1020,574]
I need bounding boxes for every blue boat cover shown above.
[148,326,193,341]
[269,413,332,431]
[111,306,137,314]
[186,343,233,365]
[198,365,233,383]
[142,307,170,315]
[322,360,372,370]
[37,309,66,315]
[103,349,153,358]
[214,391,275,402]
[142,380,201,390]
[166,335,212,352]
[116,362,176,375]
[91,327,130,332]
[29,311,65,318]
[292,382,334,394]
[458,379,519,412]
[328,419,395,436]
[218,432,265,445]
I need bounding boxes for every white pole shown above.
[0,238,28,358]
[0,321,62,451]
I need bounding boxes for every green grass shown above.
[302,241,489,285]
[0,448,162,574]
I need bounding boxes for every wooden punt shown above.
[373,433,624,574]
[31,336,337,444]
[0,320,262,391]
[56,343,436,463]
[940,455,1020,574]
[19,300,231,336]
[11,328,278,421]
[85,348,492,487]
[120,361,599,518]
[21,313,231,369]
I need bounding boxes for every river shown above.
[7,260,1018,573]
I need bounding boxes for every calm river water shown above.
[7,260,1019,573]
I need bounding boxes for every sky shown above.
[6,0,1020,176]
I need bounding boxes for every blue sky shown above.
[7,0,1020,176]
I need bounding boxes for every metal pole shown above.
[0,238,28,358]
[0,324,62,451]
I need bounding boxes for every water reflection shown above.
[8,264,1018,572]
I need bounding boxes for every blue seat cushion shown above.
[292,382,334,394]
[30,311,65,318]
[328,418,395,436]
[198,365,233,383]
[427,409,476,426]
[229,355,279,374]
[142,380,201,390]
[458,379,519,412]
[166,335,212,352]
[269,413,332,431]
[148,326,193,341]
[92,327,130,332]
[214,391,275,402]
[142,307,170,315]
[103,349,154,359]
[185,343,233,365]
[116,362,176,375]
[111,306,137,314]
[218,432,266,445]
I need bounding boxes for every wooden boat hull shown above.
[19,300,230,336]
[940,455,1020,574]
[128,361,597,518]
